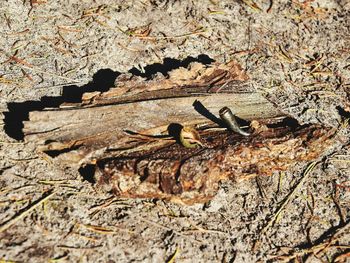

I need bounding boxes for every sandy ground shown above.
[1,0,350,262]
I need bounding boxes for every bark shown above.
[95,125,336,204]
[22,60,337,204]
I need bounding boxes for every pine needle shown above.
[260,161,318,235]
[167,248,180,263]
[0,189,56,233]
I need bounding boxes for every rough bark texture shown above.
[94,125,337,204]
[22,60,337,204]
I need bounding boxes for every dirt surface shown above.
[1,0,350,262]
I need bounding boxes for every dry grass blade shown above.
[185,218,230,236]
[272,220,350,262]
[241,0,262,12]
[134,215,202,244]
[56,245,102,251]
[0,189,56,233]
[0,49,87,82]
[16,64,84,82]
[166,247,180,263]
[79,223,133,234]
[260,161,318,235]
[335,251,350,262]
[134,29,207,40]
[277,45,293,63]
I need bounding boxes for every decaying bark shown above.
[23,60,284,164]
[22,60,338,204]
[95,125,336,204]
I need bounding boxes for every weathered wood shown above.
[22,60,337,204]
[23,61,285,164]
